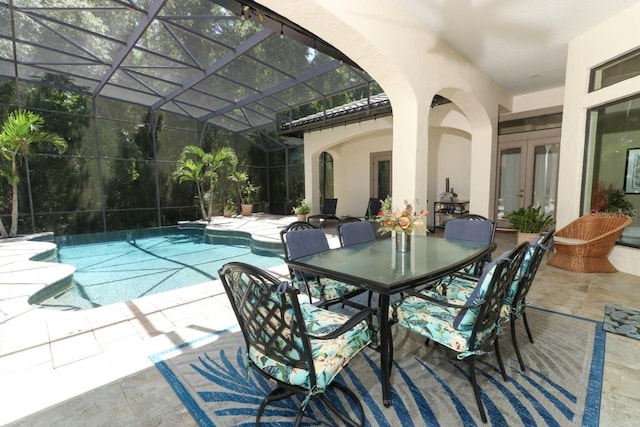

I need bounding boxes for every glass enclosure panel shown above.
[105,209,158,232]
[35,211,104,235]
[532,144,559,216]
[498,147,522,219]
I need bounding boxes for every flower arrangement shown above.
[376,196,428,234]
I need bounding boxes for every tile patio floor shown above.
[0,215,639,426]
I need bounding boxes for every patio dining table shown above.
[286,234,495,407]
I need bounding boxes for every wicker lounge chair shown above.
[548,213,632,272]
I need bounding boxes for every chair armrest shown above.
[306,308,375,340]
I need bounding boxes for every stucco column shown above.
[304,150,321,214]
[390,98,430,217]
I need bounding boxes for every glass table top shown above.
[288,235,493,294]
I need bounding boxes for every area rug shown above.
[150,307,604,426]
[603,305,640,340]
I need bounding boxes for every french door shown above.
[496,131,560,228]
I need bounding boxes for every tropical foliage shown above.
[0,110,67,237]
[591,181,633,213]
[172,146,238,222]
[292,198,310,215]
[504,205,555,233]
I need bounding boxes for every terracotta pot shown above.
[241,204,253,216]
[517,231,540,245]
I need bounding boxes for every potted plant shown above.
[591,182,633,213]
[240,181,259,216]
[504,205,555,244]
[223,198,236,217]
[292,198,310,221]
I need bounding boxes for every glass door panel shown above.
[531,143,559,217]
[497,144,525,227]
[496,132,560,229]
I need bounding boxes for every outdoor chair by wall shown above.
[365,197,382,219]
[219,262,373,426]
[280,223,365,307]
[390,246,523,423]
[548,213,631,272]
[308,198,339,227]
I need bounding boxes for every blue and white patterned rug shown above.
[603,305,640,340]
[151,307,604,426]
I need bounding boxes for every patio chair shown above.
[339,216,362,224]
[390,246,523,423]
[338,221,377,306]
[434,231,554,371]
[338,220,376,247]
[548,213,631,272]
[280,223,365,307]
[219,262,373,426]
[443,214,497,277]
[308,198,339,227]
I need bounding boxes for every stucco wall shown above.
[304,117,393,216]
[260,0,506,219]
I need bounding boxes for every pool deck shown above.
[0,216,639,426]
[0,214,324,425]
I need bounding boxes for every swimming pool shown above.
[30,226,284,310]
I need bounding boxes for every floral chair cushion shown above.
[438,241,540,320]
[249,302,371,391]
[292,277,361,301]
[452,251,510,330]
[391,294,493,352]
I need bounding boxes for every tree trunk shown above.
[196,185,207,221]
[0,217,8,238]
[10,158,18,237]
[206,178,215,222]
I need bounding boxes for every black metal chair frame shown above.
[337,220,377,307]
[279,221,367,308]
[444,214,497,277]
[364,197,382,220]
[390,242,530,423]
[308,198,339,226]
[507,229,554,371]
[219,262,373,426]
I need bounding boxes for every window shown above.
[584,96,640,246]
[590,48,640,91]
[498,113,562,135]
[319,151,334,203]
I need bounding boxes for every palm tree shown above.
[0,110,67,237]
[172,146,237,222]
[172,154,207,221]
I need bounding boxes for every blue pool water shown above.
[34,227,284,310]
